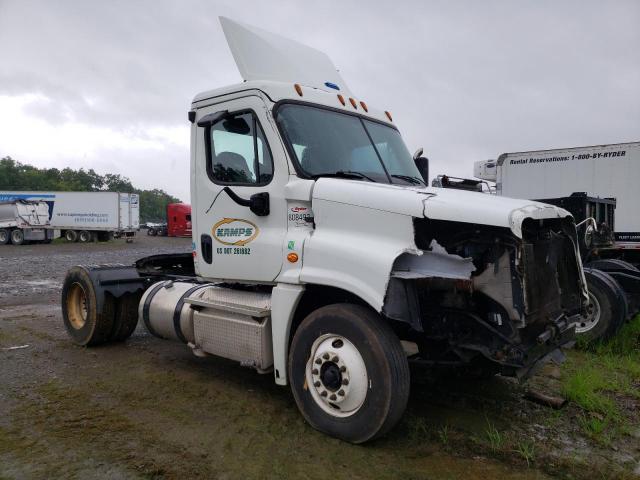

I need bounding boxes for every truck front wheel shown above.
[0,229,9,245]
[10,229,24,245]
[62,267,116,346]
[288,304,410,443]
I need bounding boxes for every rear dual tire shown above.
[288,304,410,443]
[0,229,9,245]
[62,267,140,346]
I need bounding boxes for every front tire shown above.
[288,303,410,443]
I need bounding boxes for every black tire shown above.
[587,259,640,273]
[10,229,24,245]
[578,269,627,343]
[148,228,157,236]
[78,230,91,243]
[0,228,9,245]
[288,303,410,443]
[65,230,78,242]
[61,266,116,346]
[109,292,141,342]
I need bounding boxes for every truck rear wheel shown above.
[10,229,24,245]
[65,230,78,242]
[578,269,627,342]
[61,267,116,346]
[109,293,140,342]
[78,230,91,243]
[288,303,410,443]
[0,229,9,245]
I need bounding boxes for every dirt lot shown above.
[1,235,639,479]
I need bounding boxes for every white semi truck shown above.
[0,191,139,244]
[60,18,588,442]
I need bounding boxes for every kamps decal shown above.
[212,218,259,246]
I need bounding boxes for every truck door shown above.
[193,95,287,282]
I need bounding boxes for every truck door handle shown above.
[222,187,270,216]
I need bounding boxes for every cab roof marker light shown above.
[324,82,340,90]
[337,94,346,106]
[359,101,368,112]
[385,110,393,121]
[349,97,358,109]
[294,83,303,97]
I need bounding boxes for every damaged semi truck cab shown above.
[61,17,587,443]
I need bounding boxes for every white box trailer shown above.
[0,191,139,244]
[474,141,640,242]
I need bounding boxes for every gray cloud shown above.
[0,0,638,200]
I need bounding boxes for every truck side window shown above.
[208,112,273,185]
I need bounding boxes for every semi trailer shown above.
[60,17,588,442]
[0,191,140,244]
[0,199,53,245]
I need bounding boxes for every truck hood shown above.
[312,178,572,238]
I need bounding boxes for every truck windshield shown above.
[275,104,424,185]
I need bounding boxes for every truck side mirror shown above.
[222,187,270,216]
[414,157,429,184]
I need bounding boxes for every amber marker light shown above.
[360,101,368,112]
[294,83,303,97]
[287,252,299,263]
[385,110,393,121]
[337,94,346,106]
[349,97,358,109]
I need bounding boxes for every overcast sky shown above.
[0,0,638,201]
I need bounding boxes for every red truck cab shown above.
[166,203,192,237]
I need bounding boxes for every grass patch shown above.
[484,418,504,451]
[561,315,640,442]
[515,440,535,467]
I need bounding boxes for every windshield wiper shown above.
[311,170,376,182]
[391,174,425,186]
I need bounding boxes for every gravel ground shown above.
[0,235,638,479]
[0,234,191,305]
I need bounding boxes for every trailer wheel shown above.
[0,229,9,245]
[78,230,91,243]
[288,303,410,443]
[148,228,157,236]
[578,269,627,342]
[61,266,116,346]
[109,292,141,342]
[65,230,78,242]
[10,229,24,245]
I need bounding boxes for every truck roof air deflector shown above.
[219,17,353,97]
